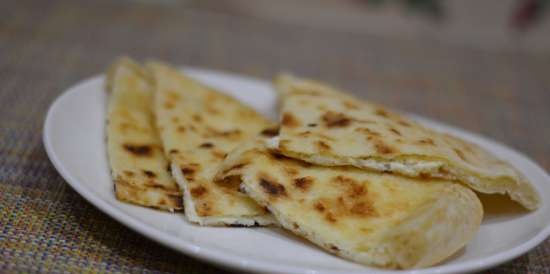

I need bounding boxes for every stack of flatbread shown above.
[105,58,539,269]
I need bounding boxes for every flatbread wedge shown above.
[148,61,276,226]
[215,139,483,269]
[271,75,539,210]
[106,58,182,211]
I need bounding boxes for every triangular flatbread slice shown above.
[215,139,482,269]
[271,75,539,210]
[106,58,182,211]
[149,62,275,226]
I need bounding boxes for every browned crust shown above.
[114,179,183,211]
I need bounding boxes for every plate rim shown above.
[43,68,550,274]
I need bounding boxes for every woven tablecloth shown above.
[1,0,549,273]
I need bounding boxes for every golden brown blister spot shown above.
[374,108,389,118]
[205,105,220,115]
[118,122,143,133]
[192,114,202,122]
[360,227,374,234]
[293,223,300,229]
[258,174,287,197]
[325,212,337,223]
[329,244,340,252]
[292,88,322,96]
[142,170,156,178]
[123,144,153,157]
[166,91,180,101]
[163,101,175,109]
[278,140,290,151]
[196,203,212,216]
[123,170,134,177]
[355,127,380,137]
[398,120,411,127]
[419,172,430,179]
[373,140,394,154]
[314,201,326,212]
[207,127,242,138]
[269,152,288,161]
[343,100,359,110]
[211,150,228,160]
[299,131,312,137]
[350,202,375,216]
[181,164,200,180]
[316,140,331,151]
[454,148,468,162]
[226,162,249,172]
[322,111,352,128]
[169,149,179,154]
[177,126,186,133]
[260,126,280,137]
[283,167,299,176]
[144,181,171,190]
[199,142,214,148]
[318,134,336,141]
[282,112,301,128]
[293,177,313,191]
[190,186,207,198]
[307,123,317,127]
[417,138,435,145]
[389,127,402,136]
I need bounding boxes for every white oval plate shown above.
[43,67,550,274]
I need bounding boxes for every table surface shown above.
[1,0,549,273]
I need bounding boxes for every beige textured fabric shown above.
[273,75,539,210]
[106,58,182,211]
[149,62,275,226]
[216,139,483,269]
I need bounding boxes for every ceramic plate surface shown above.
[43,67,550,274]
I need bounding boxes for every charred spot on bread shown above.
[329,244,340,252]
[123,144,153,157]
[259,176,287,197]
[180,164,200,180]
[260,126,280,137]
[269,152,288,161]
[142,170,156,178]
[293,177,314,191]
[199,142,214,148]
